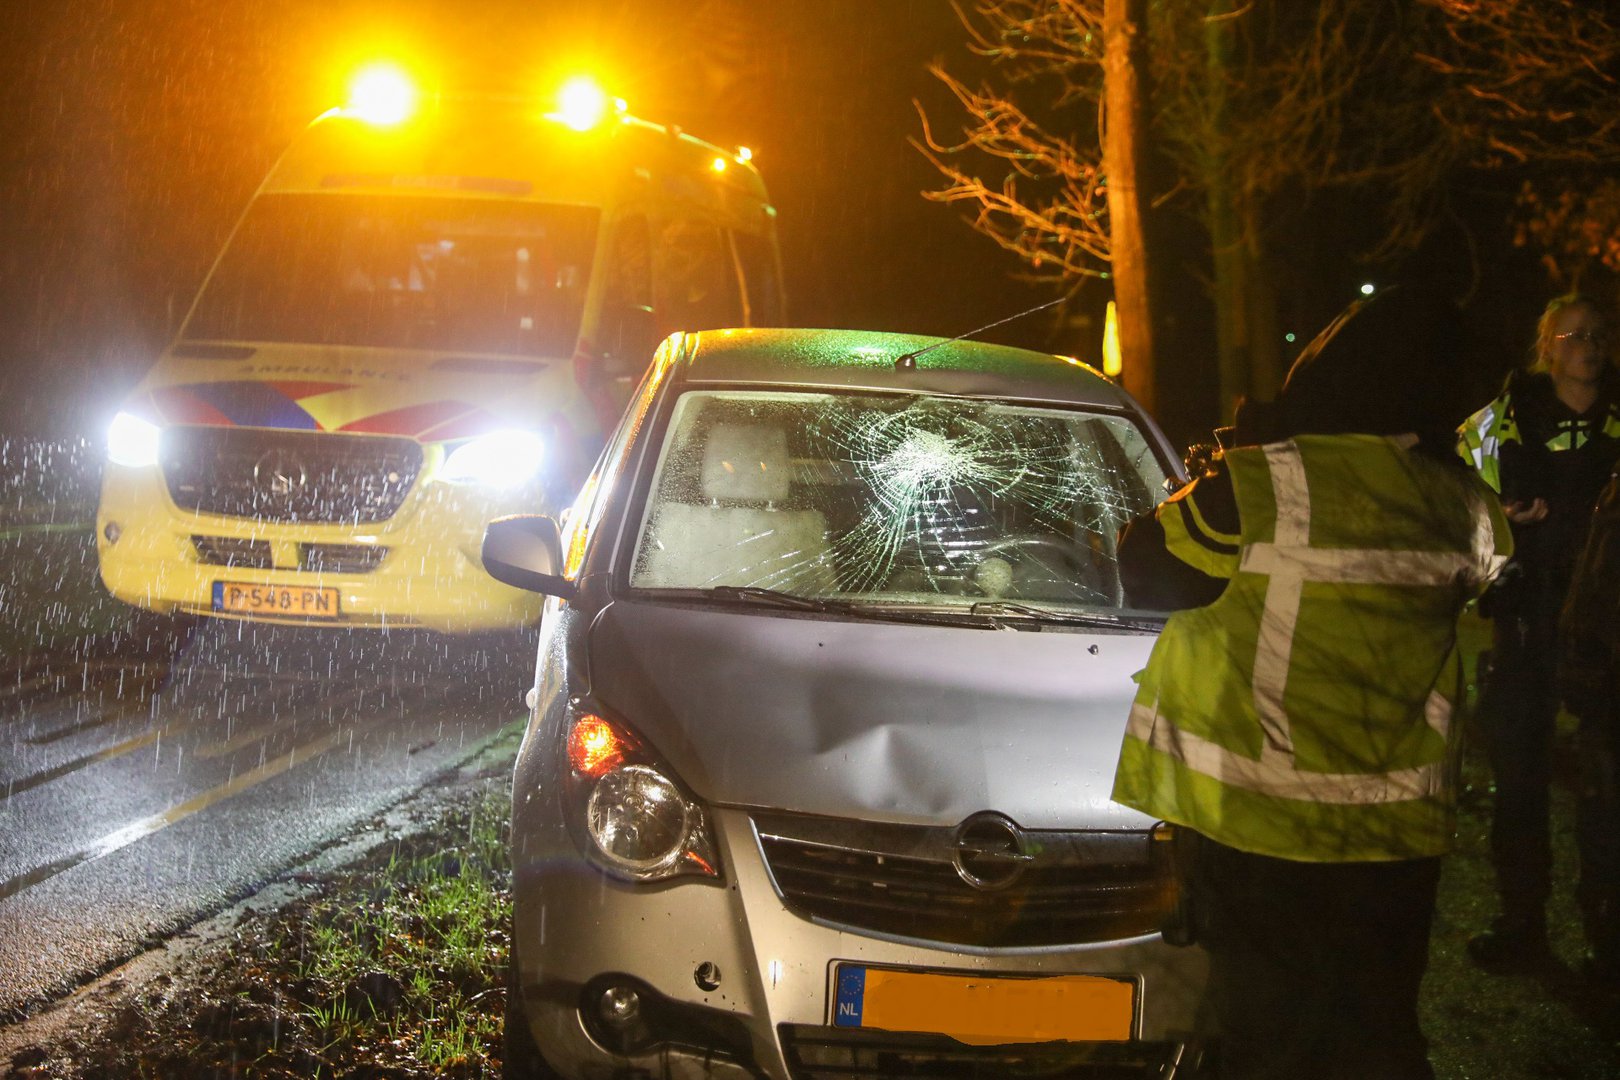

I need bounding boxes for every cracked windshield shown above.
[632,391,1168,610]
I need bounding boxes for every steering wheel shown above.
[975,533,1118,605]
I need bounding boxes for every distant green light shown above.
[1285,333,1296,343]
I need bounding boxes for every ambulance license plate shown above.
[212,582,341,618]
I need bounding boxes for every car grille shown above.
[779,1025,1181,1080]
[160,427,422,524]
[754,815,1177,948]
[191,535,273,569]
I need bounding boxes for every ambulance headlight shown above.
[107,412,162,468]
[440,430,545,488]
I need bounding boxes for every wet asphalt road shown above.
[0,619,534,1020]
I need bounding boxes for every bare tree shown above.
[921,0,1620,424]
[914,3,1113,283]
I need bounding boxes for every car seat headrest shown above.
[700,423,791,503]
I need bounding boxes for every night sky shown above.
[0,1,1060,437]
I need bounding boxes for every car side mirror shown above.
[482,515,577,600]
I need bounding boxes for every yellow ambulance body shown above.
[97,88,781,631]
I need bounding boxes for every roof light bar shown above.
[553,76,613,131]
[345,63,418,125]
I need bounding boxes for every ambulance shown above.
[96,69,783,631]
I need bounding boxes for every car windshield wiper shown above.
[701,586,845,612]
[968,600,1165,632]
[695,588,1000,628]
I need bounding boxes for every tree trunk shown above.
[1103,0,1156,415]
[1204,3,1282,419]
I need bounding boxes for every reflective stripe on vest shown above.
[1459,396,1512,494]
[1159,482,1241,579]
[1124,690,1453,804]
[1132,438,1504,806]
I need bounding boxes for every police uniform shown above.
[1458,369,1620,961]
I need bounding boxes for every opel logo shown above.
[253,449,307,498]
[951,812,1033,890]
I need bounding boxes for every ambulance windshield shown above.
[183,193,600,358]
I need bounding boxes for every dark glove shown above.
[1478,561,1525,620]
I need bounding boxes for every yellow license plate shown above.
[212,582,341,618]
[833,965,1135,1045]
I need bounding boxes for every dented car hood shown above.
[586,598,1160,831]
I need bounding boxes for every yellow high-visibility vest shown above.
[1114,434,1511,861]
[1458,385,1620,494]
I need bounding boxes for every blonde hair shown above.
[1530,293,1603,372]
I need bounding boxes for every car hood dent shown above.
[587,599,1159,830]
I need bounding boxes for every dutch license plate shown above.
[212,582,341,618]
[832,964,1135,1045]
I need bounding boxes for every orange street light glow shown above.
[711,157,728,172]
[346,64,418,125]
[1103,300,1123,377]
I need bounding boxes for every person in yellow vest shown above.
[1114,287,1512,1080]
[1457,294,1620,970]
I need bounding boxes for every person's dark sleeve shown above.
[1559,469,1620,720]
[1118,464,1239,612]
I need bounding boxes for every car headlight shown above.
[107,411,161,468]
[438,430,545,487]
[563,707,720,882]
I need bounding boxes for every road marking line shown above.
[191,682,444,761]
[27,680,167,746]
[0,719,382,904]
[3,678,381,798]
[2,727,167,803]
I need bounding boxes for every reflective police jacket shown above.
[1459,370,1620,497]
[1458,371,1620,609]
[1113,434,1511,862]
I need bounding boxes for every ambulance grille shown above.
[160,427,422,524]
[755,817,1178,948]
[191,536,274,570]
[299,542,389,574]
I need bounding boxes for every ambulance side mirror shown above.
[601,304,660,379]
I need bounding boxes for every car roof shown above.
[666,328,1138,410]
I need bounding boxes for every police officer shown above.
[1114,288,1512,1080]
[1458,293,1620,969]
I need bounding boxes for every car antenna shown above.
[893,296,1066,370]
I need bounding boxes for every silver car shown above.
[483,328,1209,1079]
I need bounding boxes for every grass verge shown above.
[9,785,514,1079]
